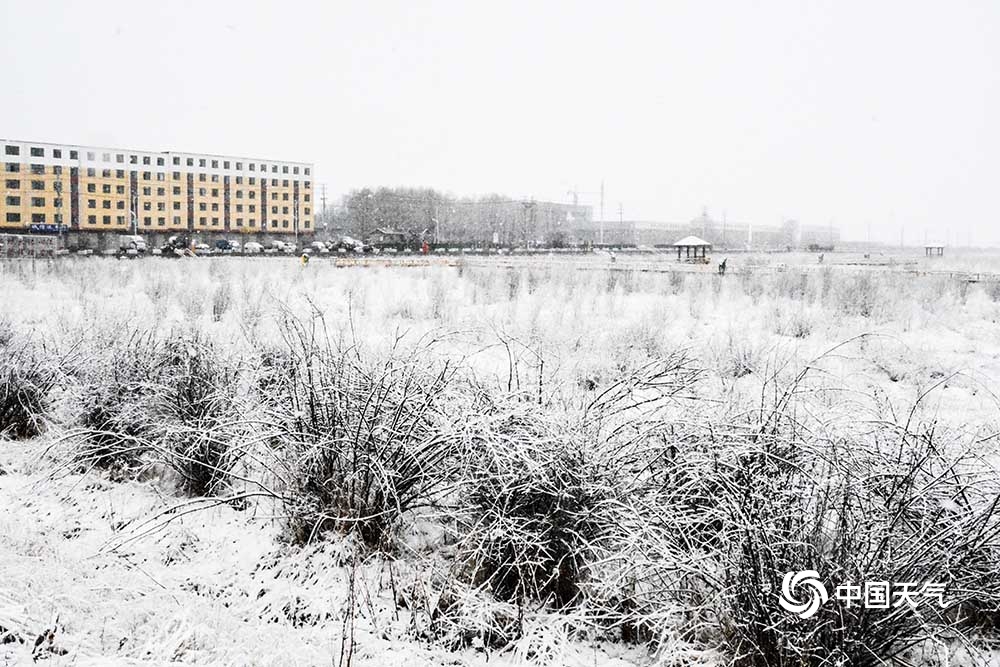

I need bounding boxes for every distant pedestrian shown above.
[300,252,310,266]
[818,253,824,264]
[609,251,616,264]
[718,258,728,275]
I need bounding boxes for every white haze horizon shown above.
[1,1,998,246]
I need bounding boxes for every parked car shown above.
[244,241,264,254]
[116,234,147,258]
[161,235,191,257]
[214,239,235,253]
[309,241,329,254]
[193,243,211,254]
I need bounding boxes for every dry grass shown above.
[1,254,1000,665]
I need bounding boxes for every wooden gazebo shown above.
[673,235,712,262]
[924,243,944,257]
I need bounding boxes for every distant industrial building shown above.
[571,209,840,250]
[0,139,314,241]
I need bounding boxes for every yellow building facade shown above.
[0,140,314,236]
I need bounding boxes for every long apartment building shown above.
[0,139,314,235]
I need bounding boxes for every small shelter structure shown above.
[673,235,712,262]
[924,243,944,258]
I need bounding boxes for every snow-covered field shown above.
[2,253,1000,666]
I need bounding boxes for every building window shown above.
[211,188,219,197]
[236,190,243,199]
[87,215,96,224]
[53,166,62,175]
[199,203,206,211]
[6,213,21,223]
[30,147,44,157]
[304,194,310,202]
[249,164,255,172]
[173,157,180,165]
[5,164,19,173]
[211,174,218,183]
[211,217,219,226]
[86,168,95,177]
[210,160,218,168]
[199,216,206,224]
[4,146,19,156]
[248,219,255,227]
[102,184,111,194]
[156,173,164,181]
[272,165,278,173]
[305,168,310,176]
[249,205,256,212]
[173,202,181,210]
[293,167,299,175]
[116,154,124,163]
[235,162,242,170]
[304,207,310,215]
[88,199,96,208]
[211,203,219,212]
[173,186,181,195]
[198,174,206,182]
[31,213,45,223]
[282,220,289,228]
[5,180,20,189]
[102,215,111,224]
[249,177,256,185]
[157,217,165,225]
[141,156,150,165]
[157,157,164,166]
[282,206,288,214]
[53,198,62,208]
[304,181,311,189]
[157,187,165,196]
[53,149,62,159]
[143,202,151,211]
[116,170,125,178]
[235,204,243,213]
[171,216,180,225]
[117,201,125,210]
[282,180,288,187]
[30,197,44,207]
[282,193,289,201]
[186,158,194,166]
[304,220,310,229]
[271,179,278,186]
[116,185,125,194]
[142,172,151,181]
[30,164,45,175]
[103,201,111,209]
[116,215,125,224]
[236,218,243,226]
[198,159,206,168]
[143,216,151,225]
[69,150,78,160]
[271,206,278,214]
[5,196,19,206]
[31,181,43,190]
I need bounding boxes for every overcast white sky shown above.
[2,1,998,244]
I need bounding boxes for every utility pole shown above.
[599,180,605,245]
[320,183,328,223]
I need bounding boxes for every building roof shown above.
[673,235,712,247]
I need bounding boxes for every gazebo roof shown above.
[673,235,712,247]
[924,242,945,248]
